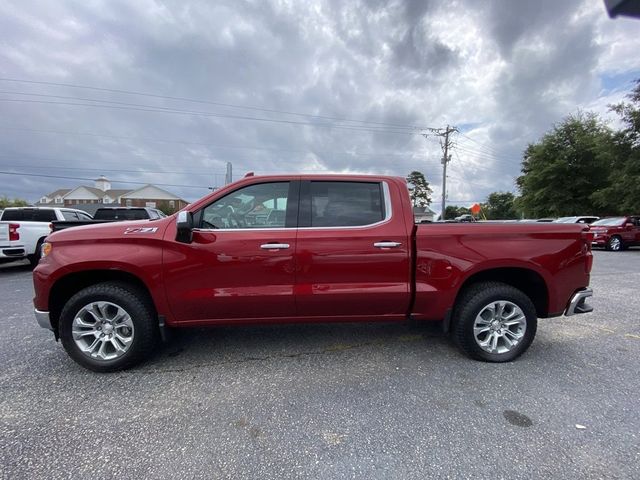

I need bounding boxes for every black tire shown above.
[606,235,623,252]
[28,238,45,268]
[59,282,158,372]
[452,281,537,362]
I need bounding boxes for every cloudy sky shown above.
[1,0,639,213]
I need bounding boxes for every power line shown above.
[457,132,508,157]
[0,77,439,131]
[449,146,516,176]
[0,124,430,159]
[0,161,229,177]
[0,97,420,135]
[0,170,211,189]
[454,144,517,165]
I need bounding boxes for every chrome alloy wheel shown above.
[72,301,135,361]
[473,301,527,354]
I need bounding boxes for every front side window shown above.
[199,182,290,229]
[309,181,384,227]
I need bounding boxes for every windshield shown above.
[591,217,625,226]
[554,217,575,223]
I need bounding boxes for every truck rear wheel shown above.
[59,282,158,372]
[452,282,537,362]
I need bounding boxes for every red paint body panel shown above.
[33,219,173,321]
[33,174,593,330]
[295,178,412,318]
[413,223,591,319]
[161,227,297,321]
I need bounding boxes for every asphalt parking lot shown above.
[1,250,639,479]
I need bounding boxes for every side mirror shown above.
[625,223,634,229]
[176,211,194,243]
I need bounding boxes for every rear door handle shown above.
[374,241,402,248]
[260,243,290,250]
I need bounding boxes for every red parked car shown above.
[33,174,594,371]
[590,216,640,251]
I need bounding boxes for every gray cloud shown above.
[0,0,637,213]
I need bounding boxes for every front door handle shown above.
[374,241,402,248]
[260,243,290,250]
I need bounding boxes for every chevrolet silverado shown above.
[33,174,594,371]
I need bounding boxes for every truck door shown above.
[295,180,411,319]
[163,181,299,322]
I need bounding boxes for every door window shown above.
[199,182,291,229]
[309,181,384,227]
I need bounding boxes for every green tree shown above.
[516,112,614,217]
[0,196,29,209]
[482,192,518,219]
[591,79,640,214]
[442,205,470,220]
[406,171,433,207]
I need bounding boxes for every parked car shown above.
[33,174,593,371]
[590,216,640,251]
[51,207,166,231]
[554,216,599,224]
[455,214,477,222]
[0,207,92,266]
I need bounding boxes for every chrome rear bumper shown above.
[35,309,53,330]
[565,288,593,316]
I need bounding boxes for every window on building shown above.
[126,199,132,207]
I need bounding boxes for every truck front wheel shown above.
[606,235,623,251]
[59,282,158,372]
[452,282,537,362]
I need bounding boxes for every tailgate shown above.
[0,223,8,243]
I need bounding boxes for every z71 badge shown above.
[124,227,158,234]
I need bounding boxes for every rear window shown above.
[309,181,384,227]
[0,209,57,222]
[61,211,79,221]
[94,209,150,220]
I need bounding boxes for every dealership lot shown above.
[0,250,639,479]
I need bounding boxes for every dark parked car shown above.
[51,207,167,232]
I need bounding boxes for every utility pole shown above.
[225,162,233,184]
[422,125,457,220]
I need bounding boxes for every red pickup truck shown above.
[33,174,594,371]
[589,216,640,251]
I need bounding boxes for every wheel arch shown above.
[454,267,549,318]
[49,270,157,334]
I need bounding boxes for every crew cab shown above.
[33,174,594,371]
[590,216,640,251]
[0,207,92,266]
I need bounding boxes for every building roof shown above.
[104,189,131,198]
[44,188,72,198]
[121,184,187,201]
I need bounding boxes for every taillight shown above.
[582,230,594,274]
[9,223,20,241]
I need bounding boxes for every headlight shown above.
[41,242,52,258]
